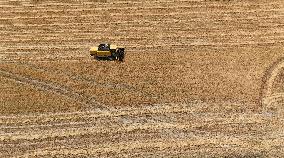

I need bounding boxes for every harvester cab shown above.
[98,43,110,51]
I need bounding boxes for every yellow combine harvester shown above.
[90,43,125,61]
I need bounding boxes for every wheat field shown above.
[0,0,284,157]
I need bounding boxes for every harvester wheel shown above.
[110,52,116,60]
[95,56,101,61]
[261,58,284,114]
[108,56,114,61]
[118,49,125,62]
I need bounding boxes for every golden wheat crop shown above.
[0,0,284,157]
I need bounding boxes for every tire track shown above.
[0,105,263,130]
[0,103,203,126]
[0,122,211,141]
[1,123,270,158]
[0,68,104,109]
[260,57,284,107]
[13,135,275,158]
[0,107,278,157]
[21,62,159,99]
[0,102,267,140]
[0,119,266,143]
[0,100,252,123]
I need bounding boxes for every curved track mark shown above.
[260,57,284,106]
[23,62,158,99]
[0,69,104,108]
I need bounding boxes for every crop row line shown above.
[0,1,282,12]
[11,132,271,158]
[1,33,283,43]
[0,11,282,20]
[1,40,284,51]
[1,21,282,30]
[0,9,282,20]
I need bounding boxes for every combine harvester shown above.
[90,43,125,61]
